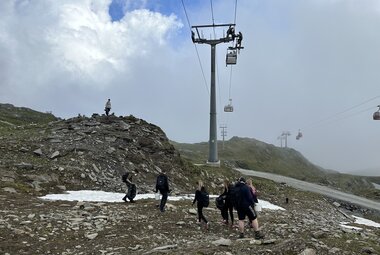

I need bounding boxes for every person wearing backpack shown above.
[235,177,264,239]
[122,172,137,203]
[155,171,170,212]
[192,180,209,230]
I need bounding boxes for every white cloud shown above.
[1,0,380,175]
[0,0,182,93]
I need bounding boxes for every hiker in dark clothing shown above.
[220,179,234,226]
[235,177,264,239]
[155,171,170,212]
[122,173,136,203]
[192,180,209,230]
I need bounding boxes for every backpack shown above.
[232,183,243,209]
[156,175,167,191]
[215,196,225,210]
[127,183,137,200]
[200,190,209,207]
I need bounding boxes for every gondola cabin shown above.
[296,130,303,140]
[226,48,237,66]
[374,111,380,120]
[373,105,380,120]
[224,104,234,112]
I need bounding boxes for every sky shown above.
[39,190,379,228]
[1,0,380,175]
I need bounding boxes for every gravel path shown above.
[236,168,380,212]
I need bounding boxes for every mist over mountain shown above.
[347,168,380,177]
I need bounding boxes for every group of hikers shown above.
[121,171,265,239]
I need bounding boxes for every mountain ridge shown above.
[172,136,379,201]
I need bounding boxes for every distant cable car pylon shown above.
[373,105,380,120]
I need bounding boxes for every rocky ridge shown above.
[0,114,203,196]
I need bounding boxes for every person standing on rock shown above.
[192,180,209,230]
[235,177,264,239]
[155,171,170,212]
[122,172,136,203]
[104,99,111,116]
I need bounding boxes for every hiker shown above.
[192,180,209,230]
[155,171,170,212]
[104,99,111,116]
[122,172,136,203]
[247,178,262,227]
[220,179,234,226]
[234,177,264,239]
[247,178,259,205]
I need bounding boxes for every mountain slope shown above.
[173,136,379,200]
[0,103,57,127]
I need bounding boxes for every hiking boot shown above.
[254,230,265,240]
[238,232,244,239]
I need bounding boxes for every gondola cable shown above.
[181,0,210,96]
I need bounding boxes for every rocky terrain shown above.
[0,111,379,254]
[0,180,379,255]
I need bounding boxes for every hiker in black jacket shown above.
[220,179,234,226]
[192,180,209,230]
[155,171,170,212]
[235,177,264,239]
[122,173,136,203]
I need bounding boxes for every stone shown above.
[212,238,232,246]
[33,148,43,156]
[188,208,197,215]
[333,202,340,207]
[3,187,17,193]
[85,233,98,240]
[15,162,34,169]
[50,151,60,159]
[128,245,142,251]
[361,247,375,254]
[299,248,316,255]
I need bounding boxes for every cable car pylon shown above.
[191,23,243,166]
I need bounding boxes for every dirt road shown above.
[236,168,380,212]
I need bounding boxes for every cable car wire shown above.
[326,105,376,125]
[210,0,215,25]
[301,94,380,130]
[181,0,210,95]
[234,0,238,24]
[228,65,233,100]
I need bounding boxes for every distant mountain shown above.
[0,103,57,127]
[172,136,379,201]
[349,168,380,177]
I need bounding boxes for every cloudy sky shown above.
[1,0,380,175]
